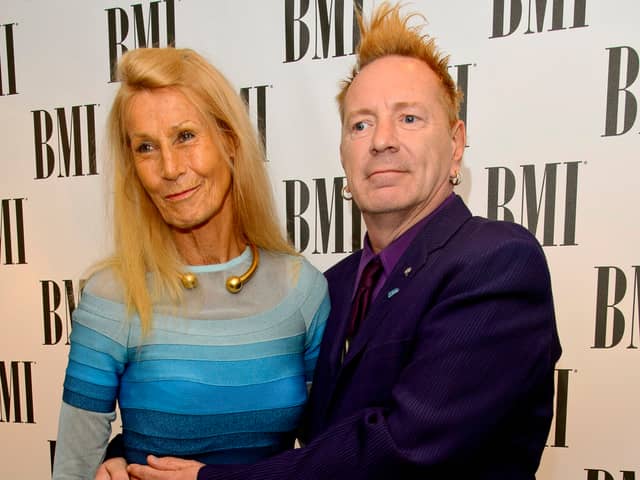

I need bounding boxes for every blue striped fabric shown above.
[61,255,329,464]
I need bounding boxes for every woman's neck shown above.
[170,209,245,266]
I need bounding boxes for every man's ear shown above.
[450,120,466,167]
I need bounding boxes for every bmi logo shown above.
[240,85,270,157]
[593,266,640,349]
[42,279,85,346]
[0,22,18,96]
[490,0,588,38]
[106,0,176,82]
[0,361,35,424]
[284,0,363,62]
[603,46,639,137]
[284,176,362,254]
[486,161,580,246]
[32,104,99,179]
[0,198,26,265]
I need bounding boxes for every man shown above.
[100,3,561,479]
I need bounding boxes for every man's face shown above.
[340,55,465,225]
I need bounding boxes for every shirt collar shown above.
[355,193,456,299]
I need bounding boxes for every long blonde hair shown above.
[337,2,463,127]
[104,47,295,333]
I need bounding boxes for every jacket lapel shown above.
[338,196,473,369]
[326,252,361,377]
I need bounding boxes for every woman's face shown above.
[126,87,234,232]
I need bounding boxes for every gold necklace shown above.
[180,244,259,294]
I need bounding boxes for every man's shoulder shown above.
[460,216,543,250]
[324,250,362,280]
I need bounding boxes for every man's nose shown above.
[370,117,399,154]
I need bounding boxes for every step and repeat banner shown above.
[0,0,638,478]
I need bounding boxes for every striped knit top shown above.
[53,248,329,478]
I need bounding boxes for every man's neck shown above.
[364,192,453,253]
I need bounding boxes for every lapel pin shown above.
[387,288,400,298]
[403,267,412,277]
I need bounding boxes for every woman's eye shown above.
[403,115,416,123]
[178,131,195,142]
[135,143,153,153]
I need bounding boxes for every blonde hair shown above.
[104,47,295,333]
[337,2,462,126]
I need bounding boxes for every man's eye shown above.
[353,121,367,132]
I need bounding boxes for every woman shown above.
[52,47,329,479]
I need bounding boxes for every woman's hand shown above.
[127,456,203,480]
[95,457,130,480]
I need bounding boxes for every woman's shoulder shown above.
[82,265,126,305]
[261,251,327,297]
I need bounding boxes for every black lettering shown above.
[106,7,129,83]
[486,166,516,222]
[41,280,77,346]
[0,198,26,265]
[240,85,269,156]
[490,0,522,38]
[55,105,99,177]
[0,23,18,95]
[593,266,626,348]
[562,161,579,246]
[285,179,310,251]
[284,0,362,62]
[107,1,176,82]
[521,162,559,246]
[313,177,345,254]
[0,361,35,424]
[586,471,615,480]
[627,266,640,349]
[284,0,311,62]
[492,0,588,38]
[49,440,56,474]
[450,64,472,143]
[33,110,55,179]
[603,46,638,137]
[548,368,570,447]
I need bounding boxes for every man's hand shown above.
[127,456,203,480]
[95,457,130,480]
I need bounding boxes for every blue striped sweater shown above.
[53,249,329,478]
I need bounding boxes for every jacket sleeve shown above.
[198,234,560,480]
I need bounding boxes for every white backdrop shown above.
[0,1,638,478]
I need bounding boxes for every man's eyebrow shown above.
[391,101,423,110]
[345,107,376,121]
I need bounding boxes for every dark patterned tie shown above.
[343,256,383,357]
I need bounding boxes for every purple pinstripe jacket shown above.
[198,195,561,480]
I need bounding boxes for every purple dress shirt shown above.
[354,194,455,301]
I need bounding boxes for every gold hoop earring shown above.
[449,171,462,186]
[341,184,353,201]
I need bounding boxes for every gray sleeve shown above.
[52,401,116,480]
